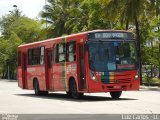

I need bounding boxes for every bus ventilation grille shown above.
[101,74,132,84]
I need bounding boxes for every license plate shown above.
[114,86,121,89]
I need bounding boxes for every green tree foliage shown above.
[0,9,45,79]
[0,15,43,43]
[41,0,113,36]
[80,0,111,30]
[141,16,160,78]
[0,32,22,78]
[41,0,80,37]
[10,17,43,43]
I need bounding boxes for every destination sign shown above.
[88,32,135,40]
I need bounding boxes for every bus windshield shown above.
[87,41,137,72]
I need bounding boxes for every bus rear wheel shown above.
[34,80,41,96]
[69,80,83,99]
[110,91,122,99]
[33,80,48,96]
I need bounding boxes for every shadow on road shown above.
[15,93,138,102]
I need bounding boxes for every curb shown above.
[140,86,160,91]
[0,79,17,82]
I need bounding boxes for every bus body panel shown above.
[17,67,23,88]
[27,66,46,90]
[52,63,66,91]
[87,70,140,92]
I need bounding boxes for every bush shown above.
[142,75,160,86]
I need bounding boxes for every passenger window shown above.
[67,41,76,62]
[55,43,66,63]
[59,54,65,62]
[40,47,44,65]
[54,41,76,63]
[28,46,44,65]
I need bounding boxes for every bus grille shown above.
[101,73,132,84]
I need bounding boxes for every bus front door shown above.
[78,44,86,90]
[45,49,53,90]
[22,53,27,89]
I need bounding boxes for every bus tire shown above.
[33,80,41,96]
[41,91,48,96]
[69,80,83,99]
[66,91,71,97]
[110,91,122,99]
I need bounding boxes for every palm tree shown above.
[40,0,80,37]
[0,8,23,36]
[104,0,153,84]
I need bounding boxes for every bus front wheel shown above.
[69,80,83,99]
[110,91,122,99]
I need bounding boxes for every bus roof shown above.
[18,29,133,48]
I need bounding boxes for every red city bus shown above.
[17,30,140,99]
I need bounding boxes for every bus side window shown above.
[66,41,76,62]
[28,47,42,65]
[40,47,44,65]
[32,48,40,65]
[54,43,66,63]
[58,43,65,62]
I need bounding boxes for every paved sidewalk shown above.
[1,79,160,91]
[140,85,160,91]
[0,79,17,82]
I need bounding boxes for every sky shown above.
[0,0,46,19]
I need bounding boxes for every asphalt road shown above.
[0,80,159,115]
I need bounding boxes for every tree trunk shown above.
[158,38,160,79]
[4,70,8,79]
[151,41,153,78]
[1,69,5,79]
[135,17,142,84]
[126,20,129,30]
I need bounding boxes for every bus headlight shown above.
[92,76,96,80]
[134,70,139,80]
[90,71,98,82]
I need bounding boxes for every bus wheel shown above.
[34,80,41,96]
[66,92,71,97]
[70,80,83,99]
[41,91,48,96]
[110,91,122,99]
